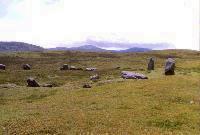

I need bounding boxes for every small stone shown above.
[27,78,40,87]
[0,64,6,70]
[90,74,100,81]
[85,68,97,71]
[60,64,69,70]
[23,64,31,70]
[83,84,92,88]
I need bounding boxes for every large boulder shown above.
[165,58,175,75]
[0,64,6,70]
[121,71,148,79]
[60,64,69,70]
[85,68,97,71]
[23,64,31,70]
[27,78,40,87]
[90,74,100,81]
[147,57,154,70]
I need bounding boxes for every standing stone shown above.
[23,64,31,70]
[0,64,6,70]
[165,58,175,75]
[27,78,40,87]
[147,58,154,70]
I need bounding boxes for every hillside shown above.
[0,42,44,52]
[0,50,199,134]
[49,45,152,52]
[48,45,107,52]
[117,47,151,52]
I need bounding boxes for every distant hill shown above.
[49,45,107,52]
[117,47,151,53]
[69,45,107,52]
[0,42,44,52]
[49,45,151,52]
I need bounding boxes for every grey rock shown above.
[165,58,175,75]
[90,74,100,81]
[83,84,92,88]
[85,68,97,71]
[23,64,31,70]
[27,78,40,87]
[147,58,154,70]
[121,71,148,79]
[60,64,69,70]
[0,64,6,70]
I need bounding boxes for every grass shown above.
[0,50,199,134]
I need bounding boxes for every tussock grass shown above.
[0,50,199,134]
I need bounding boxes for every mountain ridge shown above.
[0,41,153,52]
[48,45,152,52]
[0,41,44,52]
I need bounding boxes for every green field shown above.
[0,50,200,134]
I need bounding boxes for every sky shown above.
[0,0,199,50]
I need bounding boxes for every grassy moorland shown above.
[0,50,199,135]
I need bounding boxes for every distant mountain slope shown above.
[49,45,151,52]
[0,42,44,52]
[69,45,107,52]
[117,47,151,52]
[49,45,107,52]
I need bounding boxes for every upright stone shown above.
[165,58,175,75]
[147,58,154,70]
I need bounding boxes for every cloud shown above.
[0,0,12,17]
[0,0,199,50]
[44,0,61,5]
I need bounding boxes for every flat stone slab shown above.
[121,71,148,79]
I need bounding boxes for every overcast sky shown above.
[0,0,199,50]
